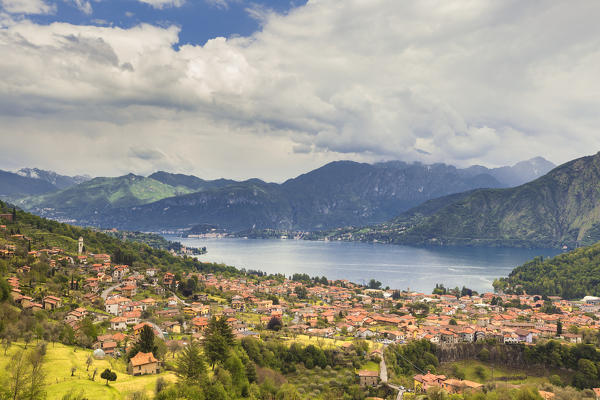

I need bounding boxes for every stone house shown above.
[357,370,379,387]
[128,352,159,376]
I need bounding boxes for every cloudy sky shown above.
[1,0,599,181]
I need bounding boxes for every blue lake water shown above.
[164,236,561,294]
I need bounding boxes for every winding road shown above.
[381,345,405,400]
[101,283,120,300]
[100,282,165,340]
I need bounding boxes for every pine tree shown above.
[206,316,234,346]
[139,325,156,354]
[175,342,207,384]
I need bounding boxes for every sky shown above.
[1,0,600,181]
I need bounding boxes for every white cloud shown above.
[69,0,92,15]
[1,0,55,14]
[137,0,184,9]
[205,0,241,10]
[1,1,600,180]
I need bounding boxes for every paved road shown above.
[145,320,165,340]
[387,384,405,400]
[380,353,388,383]
[168,288,190,306]
[101,283,120,300]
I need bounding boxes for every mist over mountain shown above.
[464,157,557,187]
[13,157,554,232]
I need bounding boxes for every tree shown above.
[8,349,30,400]
[556,320,563,336]
[275,383,301,400]
[245,361,257,383]
[224,353,246,390]
[0,278,10,302]
[139,325,156,354]
[23,332,33,349]
[432,284,446,295]
[27,347,46,400]
[205,317,234,346]
[477,348,490,362]
[368,279,382,289]
[128,325,158,360]
[100,369,117,386]
[168,340,181,359]
[267,316,283,331]
[474,365,487,380]
[175,342,207,384]
[2,332,13,355]
[204,333,229,369]
[294,286,307,299]
[12,207,16,221]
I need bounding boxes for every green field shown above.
[283,334,360,350]
[1,342,176,400]
[360,361,380,372]
[440,360,551,386]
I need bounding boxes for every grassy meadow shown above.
[0,342,176,400]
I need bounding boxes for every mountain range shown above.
[334,152,600,248]
[0,168,90,198]
[8,157,554,232]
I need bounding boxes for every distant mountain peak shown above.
[16,167,91,189]
[377,151,600,248]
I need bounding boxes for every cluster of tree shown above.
[156,316,254,399]
[367,279,382,289]
[432,284,477,297]
[524,340,600,389]
[410,385,576,400]
[385,339,439,376]
[290,273,328,286]
[241,336,339,373]
[489,297,532,310]
[293,285,308,299]
[495,243,600,299]
[407,302,430,317]
[1,341,47,400]
[155,316,370,399]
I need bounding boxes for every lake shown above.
[164,236,561,293]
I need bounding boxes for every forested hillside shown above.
[494,241,600,299]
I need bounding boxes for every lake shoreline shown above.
[163,235,560,294]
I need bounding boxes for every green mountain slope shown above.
[495,241,600,299]
[16,174,196,221]
[148,171,236,191]
[356,151,600,248]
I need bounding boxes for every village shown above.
[4,227,599,399]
